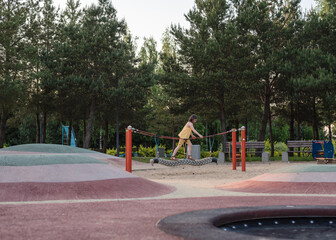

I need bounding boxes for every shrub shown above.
[264,140,288,156]
[264,139,271,151]
[106,148,125,156]
[201,151,220,158]
[166,147,186,158]
[201,151,210,158]
[138,145,156,157]
[106,148,116,156]
[274,142,288,152]
[138,145,168,157]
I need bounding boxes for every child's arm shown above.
[188,122,203,138]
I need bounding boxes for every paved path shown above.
[1,144,336,240]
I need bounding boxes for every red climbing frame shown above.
[126,126,132,173]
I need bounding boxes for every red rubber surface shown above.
[0,178,175,202]
[1,196,336,240]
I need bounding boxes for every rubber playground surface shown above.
[1,144,336,240]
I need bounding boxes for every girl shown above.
[171,114,203,160]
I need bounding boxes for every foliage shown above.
[106,148,125,156]
[0,0,28,147]
[201,151,220,158]
[264,140,288,156]
[1,0,336,154]
[138,145,156,157]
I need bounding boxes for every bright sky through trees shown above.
[53,0,317,50]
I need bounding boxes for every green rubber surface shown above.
[1,144,95,153]
[0,155,106,166]
[271,164,336,173]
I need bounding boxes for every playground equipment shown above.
[230,127,246,171]
[125,125,247,173]
[313,140,335,164]
[125,126,132,172]
[62,126,76,147]
[150,157,217,166]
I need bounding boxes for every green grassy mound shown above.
[0,154,106,166]
[1,144,95,154]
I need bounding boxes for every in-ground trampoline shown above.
[158,163,336,239]
[158,205,336,240]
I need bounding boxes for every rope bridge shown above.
[125,125,246,172]
[150,157,218,166]
[133,128,234,140]
[133,127,234,167]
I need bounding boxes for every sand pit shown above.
[132,161,303,189]
[129,160,336,196]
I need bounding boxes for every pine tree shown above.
[0,0,28,147]
[171,0,258,149]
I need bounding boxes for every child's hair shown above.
[188,114,198,122]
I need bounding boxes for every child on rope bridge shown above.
[171,114,203,161]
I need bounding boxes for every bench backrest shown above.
[245,141,265,149]
[287,140,314,148]
[223,141,265,152]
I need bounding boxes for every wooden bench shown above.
[224,141,265,156]
[287,140,313,156]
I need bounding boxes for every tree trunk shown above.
[297,102,301,157]
[116,97,120,156]
[258,91,270,142]
[315,125,319,140]
[329,123,332,141]
[235,120,239,131]
[84,97,96,149]
[0,108,8,148]
[234,120,239,154]
[289,101,295,156]
[35,111,40,143]
[103,119,108,153]
[205,122,208,151]
[67,120,72,146]
[268,105,274,157]
[245,119,248,141]
[312,97,319,140]
[172,118,176,151]
[219,98,228,152]
[83,119,86,148]
[258,90,270,157]
[42,112,47,143]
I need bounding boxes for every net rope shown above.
[133,128,234,140]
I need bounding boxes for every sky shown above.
[53,0,317,50]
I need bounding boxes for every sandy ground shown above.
[132,161,302,189]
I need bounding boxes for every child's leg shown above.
[187,142,192,156]
[186,141,195,160]
[172,144,181,157]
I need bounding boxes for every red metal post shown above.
[241,126,246,172]
[126,125,132,173]
[232,129,237,170]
